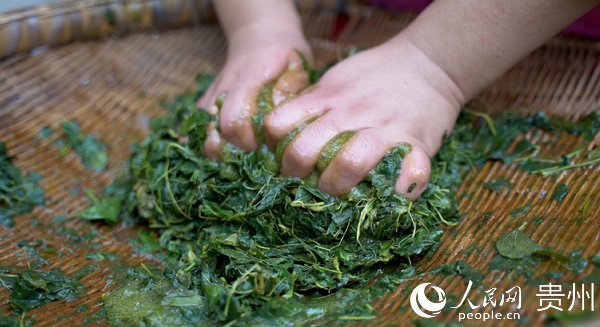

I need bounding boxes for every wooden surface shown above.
[0,5,599,327]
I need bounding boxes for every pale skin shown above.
[198,0,600,200]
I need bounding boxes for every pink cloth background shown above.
[368,0,600,39]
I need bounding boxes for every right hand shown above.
[197,27,312,159]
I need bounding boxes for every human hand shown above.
[263,36,465,201]
[197,27,312,159]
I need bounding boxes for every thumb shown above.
[272,55,311,106]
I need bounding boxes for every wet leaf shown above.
[0,143,45,227]
[0,267,85,313]
[0,316,20,327]
[75,197,122,225]
[495,228,542,259]
[54,120,109,172]
[98,73,600,325]
[569,250,588,274]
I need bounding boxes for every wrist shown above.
[228,19,305,45]
[214,0,306,51]
[384,33,467,110]
[227,20,311,60]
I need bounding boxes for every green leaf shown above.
[75,197,122,224]
[39,126,54,139]
[0,142,45,227]
[2,268,85,313]
[54,120,109,172]
[569,250,588,273]
[100,74,600,326]
[0,316,20,327]
[77,136,109,171]
[495,227,542,259]
[591,253,600,266]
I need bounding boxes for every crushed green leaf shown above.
[0,267,85,314]
[54,120,109,172]
[0,316,23,327]
[0,143,45,227]
[95,72,600,325]
[569,250,588,274]
[75,197,122,225]
[39,127,54,139]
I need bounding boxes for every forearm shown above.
[213,0,304,42]
[396,0,600,103]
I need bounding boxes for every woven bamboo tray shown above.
[0,1,599,326]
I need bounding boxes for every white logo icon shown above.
[410,283,447,318]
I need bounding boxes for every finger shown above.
[197,76,222,111]
[219,86,260,151]
[395,144,431,201]
[263,86,329,149]
[272,60,310,106]
[196,88,211,109]
[203,122,223,160]
[201,92,225,116]
[318,129,392,196]
[279,113,348,178]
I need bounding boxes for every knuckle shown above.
[218,116,235,140]
[203,138,221,160]
[263,112,288,143]
[335,153,364,176]
[284,148,306,171]
[219,114,244,144]
[334,134,379,176]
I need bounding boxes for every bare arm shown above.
[213,0,304,46]
[398,0,600,103]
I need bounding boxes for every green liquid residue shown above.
[316,131,356,173]
[275,117,317,165]
[252,81,275,144]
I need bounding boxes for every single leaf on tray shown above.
[495,227,543,259]
[75,197,122,224]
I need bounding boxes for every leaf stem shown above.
[532,156,600,177]
[463,108,497,136]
